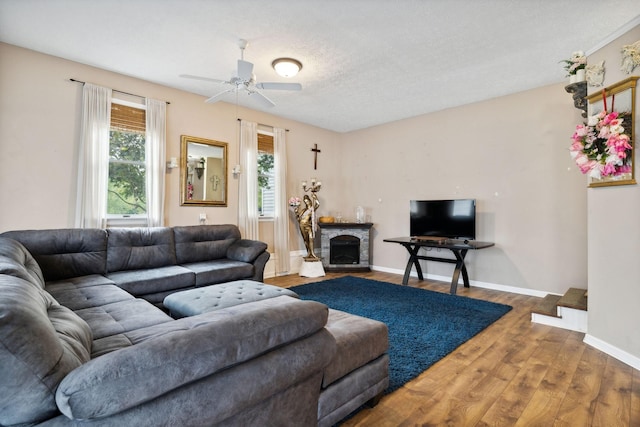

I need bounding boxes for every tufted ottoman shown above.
[163,279,389,426]
[163,280,298,318]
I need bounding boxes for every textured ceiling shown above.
[1,0,639,132]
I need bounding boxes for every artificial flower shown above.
[288,197,301,207]
[561,51,587,76]
[570,110,632,179]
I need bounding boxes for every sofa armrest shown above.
[251,251,271,282]
[55,297,331,420]
[226,239,268,263]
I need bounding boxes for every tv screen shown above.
[410,199,476,240]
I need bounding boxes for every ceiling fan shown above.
[180,39,302,107]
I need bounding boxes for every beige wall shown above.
[585,25,640,362]
[0,43,341,253]
[341,83,588,294]
[0,41,588,297]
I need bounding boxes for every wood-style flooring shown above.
[264,271,640,426]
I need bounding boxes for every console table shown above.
[383,237,494,294]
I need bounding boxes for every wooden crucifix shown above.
[311,144,321,170]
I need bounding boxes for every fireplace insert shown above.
[330,235,360,265]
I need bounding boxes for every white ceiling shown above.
[1,0,639,133]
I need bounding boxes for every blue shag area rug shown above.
[292,276,512,393]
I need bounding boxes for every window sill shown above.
[106,216,148,228]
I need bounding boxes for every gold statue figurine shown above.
[294,193,320,261]
[291,178,322,262]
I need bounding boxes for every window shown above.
[257,132,275,217]
[108,99,147,219]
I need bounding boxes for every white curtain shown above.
[75,83,112,228]
[145,98,166,227]
[273,127,290,274]
[238,120,259,239]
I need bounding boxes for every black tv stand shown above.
[383,237,495,294]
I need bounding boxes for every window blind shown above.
[111,103,146,133]
[258,133,274,153]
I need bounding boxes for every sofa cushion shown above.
[74,298,173,342]
[0,237,45,288]
[107,227,177,272]
[1,229,108,281]
[173,224,241,264]
[47,280,135,311]
[0,275,92,426]
[227,239,269,263]
[107,265,195,296]
[181,259,254,287]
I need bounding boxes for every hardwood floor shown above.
[264,271,640,426]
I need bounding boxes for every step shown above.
[531,294,562,318]
[557,288,587,311]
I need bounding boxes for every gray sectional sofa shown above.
[0,224,388,426]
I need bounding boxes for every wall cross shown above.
[311,143,321,170]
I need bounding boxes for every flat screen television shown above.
[410,199,476,240]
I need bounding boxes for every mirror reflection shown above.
[180,135,227,206]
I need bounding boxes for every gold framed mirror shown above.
[180,135,228,206]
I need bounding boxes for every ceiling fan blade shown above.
[179,74,227,84]
[205,88,236,104]
[255,82,302,91]
[237,60,254,81]
[247,89,275,108]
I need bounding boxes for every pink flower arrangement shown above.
[570,110,632,179]
[288,197,301,207]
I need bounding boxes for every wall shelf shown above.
[565,81,587,118]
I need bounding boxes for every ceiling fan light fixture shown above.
[272,58,302,78]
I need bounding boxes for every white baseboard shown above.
[583,334,640,371]
[370,265,548,298]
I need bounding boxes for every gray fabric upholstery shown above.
[0,237,45,288]
[316,309,389,426]
[45,275,130,310]
[181,259,254,287]
[251,251,271,282]
[0,275,92,426]
[106,227,177,272]
[173,224,240,264]
[1,229,108,281]
[55,297,331,420]
[213,373,324,427]
[106,265,195,296]
[74,299,173,341]
[322,309,389,387]
[227,239,269,263]
[2,225,269,303]
[163,280,299,317]
[318,355,390,427]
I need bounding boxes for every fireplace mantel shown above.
[318,222,373,272]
